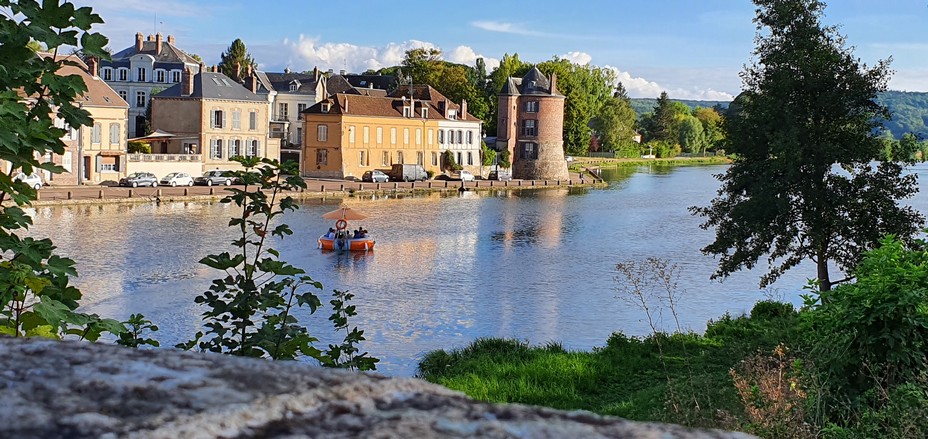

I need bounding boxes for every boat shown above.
[318,207,375,252]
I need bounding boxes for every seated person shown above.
[326,228,336,238]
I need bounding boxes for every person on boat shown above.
[326,228,336,239]
[359,227,368,238]
[353,228,362,239]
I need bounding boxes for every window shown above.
[171,70,181,83]
[403,106,412,117]
[118,90,127,102]
[137,67,146,82]
[457,130,463,144]
[348,126,355,143]
[417,151,423,165]
[522,119,536,136]
[213,110,224,129]
[289,83,298,92]
[431,152,438,166]
[117,68,128,81]
[92,123,101,144]
[403,128,409,145]
[62,152,72,173]
[232,110,241,129]
[415,128,421,145]
[428,129,433,145]
[397,151,404,164]
[211,139,223,159]
[520,142,538,160]
[448,109,457,120]
[467,152,473,165]
[421,107,428,118]
[363,126,369,144]
[316,148,328,165]
[101,67,112,81]
[457,152,462,166]
[135,91,146,108]
[155,69,165,83]
[317,124,328,142]
[390,127,397,145]
[359,150,367,166]
[229,139,241,157]
[249,111,257,130]
[525,101,539,112]
[297,103,307,119]
[246,140,259,157]
[467,131,474,144]
[382,151,389,166]
[321,103,330,113]
[376,127,383,145]
[438,130,444,144]
[278,103,289,121]
[296,127,302,145]
[100,156,117,171]
[109,123,119,145]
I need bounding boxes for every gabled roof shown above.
[154,72,264,101]
[325,74,396,97]
[305,85,480,122]
[264,71,322,94]
[108,39,198,65]
[39,53,128,109]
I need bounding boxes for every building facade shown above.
[101,32,200,138]
[496,67,569,180]
[150,68,280,172]
[301,85,480,179]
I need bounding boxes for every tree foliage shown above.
[590,90,639,156]
[536,57,616,155]
[218,38,256,83]
[0,0,129,340]
[400,48,491,129]
[693,0,924,291]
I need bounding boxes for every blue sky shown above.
[76,0,928,100]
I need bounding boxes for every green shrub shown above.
[128,141,151,154]
[750,300,796,320]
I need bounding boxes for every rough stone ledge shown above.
[0,337,755,438]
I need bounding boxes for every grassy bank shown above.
[419,302,800,428]
[574,155,732,169]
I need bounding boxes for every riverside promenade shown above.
[28,174,604,206]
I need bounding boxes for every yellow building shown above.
[150,67,280,172]
[302,85,481,179]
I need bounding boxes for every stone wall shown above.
[0,337,755,439]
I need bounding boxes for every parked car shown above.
[13,172,43,190]
[565,155,574,162]
[362,170,389,183]
[389,164,428,182]
[488,170,512,181]
[451,170,476,182]
[119,172,158,187]
[194,170,233,186]
[160,172,194,187]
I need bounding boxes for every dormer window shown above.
[448,109,457,120]
[403,106,412,117]
[321,103,330,113]
[420,107,428,118]
[289,81,300,92]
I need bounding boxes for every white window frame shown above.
[135,91,146,108]
[317,124,328,142]
[154,69,166,83]
[109,123,119,145]
[117,68,129,81]
[232,110,241,130]
[101,67,113,81]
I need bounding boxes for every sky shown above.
[73,0,928,100]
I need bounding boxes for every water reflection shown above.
[23,163,928,376]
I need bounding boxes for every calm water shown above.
[26,163,928,376]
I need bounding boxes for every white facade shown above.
[436,120,483,176]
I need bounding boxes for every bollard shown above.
[184,188,188,196]
[339,184,344,191]
[376,183,380,190]
[444,181,449,188]
[128,189,132,198]
[394,182,398,189]
[35,191,40,201]
[209,187,214,195]
[359,183,364,191]
[428,182,432,189]
[67,191,72,200]
[157,189,162,197]
[320,184,325,192]
[99,189,105,199]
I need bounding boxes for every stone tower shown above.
[496,67,569,181]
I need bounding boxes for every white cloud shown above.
[604,65,736,101]
[446,45,500,70]
[561,51,592,65]
[471,20,541,36]
[284,36,436,73]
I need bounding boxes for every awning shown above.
[128,129,177,143]
[98,150,126,156]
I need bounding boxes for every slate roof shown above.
[155,72,264,101]
[107,39,199,67]
[263,72,322,95]
[343,74,396,91]
[325,74,396,97]
[500,67,563,97]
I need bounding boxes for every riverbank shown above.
[574,155,732,168]
[27,175,607,207]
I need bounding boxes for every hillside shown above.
[630,91,928,139]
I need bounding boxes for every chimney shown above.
[327,68,334,74]
[313,66,319,81]
[167,34,175,45]
[135,32,144,52]
[461,100,467,120]
[155,33,163,54]
[339,69,346,75]
[87,57,98,78]
[182,67,194,96]
[147,34,154,42]
[550,73,558,95]
[343,96,348,114]
[249,75,258,93]
[199,62,205,74]
[368,82,373,89]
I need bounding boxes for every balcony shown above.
[128,154,203,162]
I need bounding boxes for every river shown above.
[25,163,928,376]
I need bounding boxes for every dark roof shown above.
[343,74,396,91]
[154,72,264,101]
[106,38,198,66]
[264,72,322,94]
[501,67,563,97]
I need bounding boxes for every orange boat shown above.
[318,207,375,252]
[317,235,375,251]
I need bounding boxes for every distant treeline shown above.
[631,91,928,140]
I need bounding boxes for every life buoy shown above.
[335,219,348,230]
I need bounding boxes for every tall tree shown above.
[537,57,616,155]
[693,107,725,151]
[218,39,256,82]
[693,0,923,292]
[677,115,706,154]
[590,91,638,156]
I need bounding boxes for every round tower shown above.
[505,67,569,181]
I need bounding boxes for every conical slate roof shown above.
[520,67,551,94]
